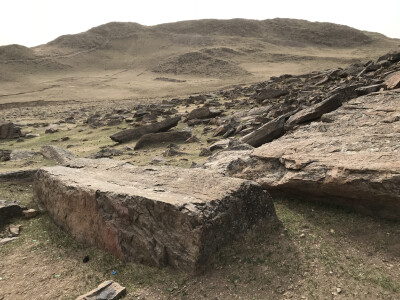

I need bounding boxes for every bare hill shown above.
[0,18,399,103]
[0,44,35,60]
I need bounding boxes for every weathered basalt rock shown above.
[187,107,222,120]
[0,122,21,139]
[240,115,287,147]
[33,159,275,272]
[110,116,181,143]
[134,131,192,150]
[385,71,400,90]
[286,94,342,128]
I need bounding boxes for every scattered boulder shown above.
[40,145,74,164]
[187,107,222,120]
[10,150,36,161]
[240,115,287,147]
[34,158,276,272]
[110,116,181,143]
[23,209,39,219]
[134,131,192,150]
[255,88,289,102]
[162,145,188,157]
[92,148,123,159]
[355,84,382,96]
[0,150,11,161]
[185,135,200,143]
[25,133,40,139]
[45,128,59,134]
[0,122,21,139]
[76,280,126,300]
[9,224,21,236]
[199,148,212,156]
[0,169,38,182]
[286,94,342,128]
[384,71,400,90]
[377,50,400,63]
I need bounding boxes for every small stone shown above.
[199,148,212,157]
[25,133,40,139]
[0,237,19,245]
[336,287,342,294]
[23,209,39,219]
[9,224,21,236]
[299,233,305,238]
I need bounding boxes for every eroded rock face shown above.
[33,159,275,272]
[250,91,400,220]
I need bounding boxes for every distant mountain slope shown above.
[155,18,373,47]
[1,18,399,103]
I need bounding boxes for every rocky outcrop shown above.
[0,122,21,139]
[110,116,181,143]
[249,91,400,220]
[134,131,192,150]
[33,159,275,272]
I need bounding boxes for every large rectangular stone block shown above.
[34,159,275,272]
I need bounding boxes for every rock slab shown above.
[252,91,400,220]
[110,116,181,143]
[134,131,192,150]
[34,158,275,272]
[76,280,126,300]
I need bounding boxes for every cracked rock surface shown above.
[33,158,275,272]
[250,91,400,220]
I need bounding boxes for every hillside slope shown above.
[0,18,399,103]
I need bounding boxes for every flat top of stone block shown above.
[40,158,253,206]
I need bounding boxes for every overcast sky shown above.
[1,0,400,47]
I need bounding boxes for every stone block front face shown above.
[34,159,275,272]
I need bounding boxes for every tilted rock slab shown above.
[110,116,181,143]
[76,280,126,300]
[251,91,400,220]
[33,158,275,272]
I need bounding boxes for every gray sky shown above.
[1,0,400,47]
